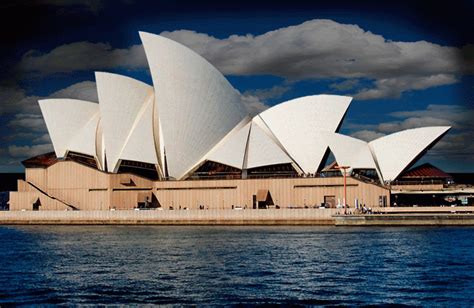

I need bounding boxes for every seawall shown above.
[2,208,474,225]
[0,209,337,225]
[335,213,474,226]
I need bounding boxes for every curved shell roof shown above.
[325,132,377,173]
[258,95,351,174]
[369,126,451,182]
[139,32,247,179]
[245,120,294,169]
[39,99,99,158]
[205,118,252,170]
[37,31,451,183]
[95,72,157,172]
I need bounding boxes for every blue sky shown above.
[0,0,473,172]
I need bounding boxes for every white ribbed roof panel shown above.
[258,95,351,174]
[95,119,106,171]
[140,32,247,179]
[206,119,251,169]
[323,132,377,173]
[246,122,293,169]
[38,99,99,158]
[69,112,100,157]
[120,98,158,166]
[95,72,155,172]
[369,126,451,182]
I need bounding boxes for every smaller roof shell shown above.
[258,95,352,174]
[38,99,99,158]
[369,126,451,182]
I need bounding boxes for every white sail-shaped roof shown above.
[38,99,99,158]
[369,126,451,182]
[35,32,452,183]
[245,121,293,169]
[119,97,158,167]
[258,95,351,174]
[324,132,377,173]
[206,119,251,169]
[95,119,106,171]
[95,72,157,172]
[139,32,247,179]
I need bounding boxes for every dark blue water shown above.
[1,226,473,306]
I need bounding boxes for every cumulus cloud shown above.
[161,20,472,99]
[390,104,474,128]
[7,114,48,133]
[372,104,473,134]
[242,85,291,101]
[239,85,290,115]
[0,86,41,115]
[1,81,97,116]
[49,80,98,102]
[8,144,54,159]
[33,134,52,144]
[350,104,474,162]
[354,74,458,100]
[18,42,146,75]
[16,19,473,99]
[239,93,270,116]
[329,79,360,91]
[1,81,99,165]
[376,117,453,134]
[350,130,386,141]
[160,22,465,79]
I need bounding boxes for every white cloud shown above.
[242,85,290,101]
[350,104,474,161]
[350,130,386,141]
[354,74,458,100]
[16,19,473,99]
[238,85,290,116]
[0,80,98,116]
[8,144,54,159]
[2,81,98,163]
[329,79,360,91]
[7,114,48,132]
[2,80,97,114]
[160,20,471,99]
[49,80,98,102]
[0,86,41,115]
[376,117,453,134]
[161,22,466,78]
[18,42,146,75]
[239,93,270,116]
[389,104,474,129]
[33,134,52,144]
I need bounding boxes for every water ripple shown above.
[0,226,473,305]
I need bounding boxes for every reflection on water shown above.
[0,226,473,305]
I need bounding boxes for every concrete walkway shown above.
[0,208,337,225]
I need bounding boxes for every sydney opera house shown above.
[9,32,451,211]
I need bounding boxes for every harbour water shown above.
[1,226,473,305]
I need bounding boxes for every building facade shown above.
[9,31,452,211]
[10,160,390,211]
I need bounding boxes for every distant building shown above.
[9,32,454,211]
[394,163,453,185]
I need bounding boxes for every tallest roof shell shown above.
[139,32,247,179]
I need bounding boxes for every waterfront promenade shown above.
[1,207,474,225]
[0,208,337,225]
